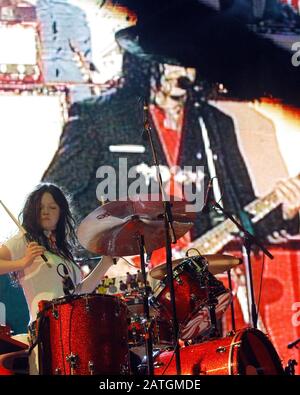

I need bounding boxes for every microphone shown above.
[202,178,214,213]
[61,264,75,296]
[287,338,300,349]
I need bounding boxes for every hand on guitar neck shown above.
[274,176,300,221]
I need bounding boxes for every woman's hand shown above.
[21,242,46,269]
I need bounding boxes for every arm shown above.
[74,255,115,295]
[0,245,22,275]
[0,243,46,275]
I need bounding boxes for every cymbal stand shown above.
[210,200,274,329]
[138,234,154,375]
[227,269,236,333]
[207,287,219,338]
[143,101,182,374]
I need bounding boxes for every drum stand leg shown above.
[138,235,154,375]
[227,269,236,333]
[211,201,274,331]
[207,291,219,338]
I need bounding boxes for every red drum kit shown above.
[141,328,284,375]
[33,197,284,375]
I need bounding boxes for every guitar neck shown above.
[244,190,280,224]
[185,189,281,255]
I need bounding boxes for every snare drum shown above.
[150,256,231,340]
[37,294,129,375]
[152,328,284,375]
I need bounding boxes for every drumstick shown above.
[0,200,26,234]
[0,199,49,264]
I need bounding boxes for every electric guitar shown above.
[147,174,300,265]
[188,175,300,255]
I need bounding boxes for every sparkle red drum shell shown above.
[150,256,232,340]
[153,328,284,375]
[152,318,174,345]
[37,294,129,375]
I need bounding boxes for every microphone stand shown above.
[287,337,300,349]
[143,102,182,375]
[139,234,154,375]
[210,200,274,329]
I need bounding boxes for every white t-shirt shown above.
[4,232,81,324]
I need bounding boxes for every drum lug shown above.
[88,361,95,375]
[226,330,235,337]
[190,293,198,302]
[85,296,90,312]
[52,307,59,319]
[174,275,183,285]
[66,352,79,372]
[120,363,130,375]
[216,346,227,353]
[154,361,165,368]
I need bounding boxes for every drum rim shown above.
[229,328,284,375]
[39,293,128,313]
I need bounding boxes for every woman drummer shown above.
[0,183,114,374]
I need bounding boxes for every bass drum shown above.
[152,328,284,375]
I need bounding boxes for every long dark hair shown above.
[19,183,77,262]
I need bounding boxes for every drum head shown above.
[234,328,284,375]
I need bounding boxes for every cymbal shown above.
[149,254,242,280]
[77,195,195,256]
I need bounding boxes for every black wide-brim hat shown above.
[114,0,300,105]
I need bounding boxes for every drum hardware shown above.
[284,359,297,375]
[226,330,235,337]
[206,277,220,338]
[190,294,198,302]
[174,276,183,285]
[52,305,59,320]
[120,363,130,375]
[216,346,227,353]
[153,361,164,368]
[210,200,274,330]
[84,295,90,312]
[115,299,122,316]
[287,337,300,349]
[139,234,155,374]
[54,368,61,375]
[88,361,95,375]
[66,352,79,374]
[227,269,236,332]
